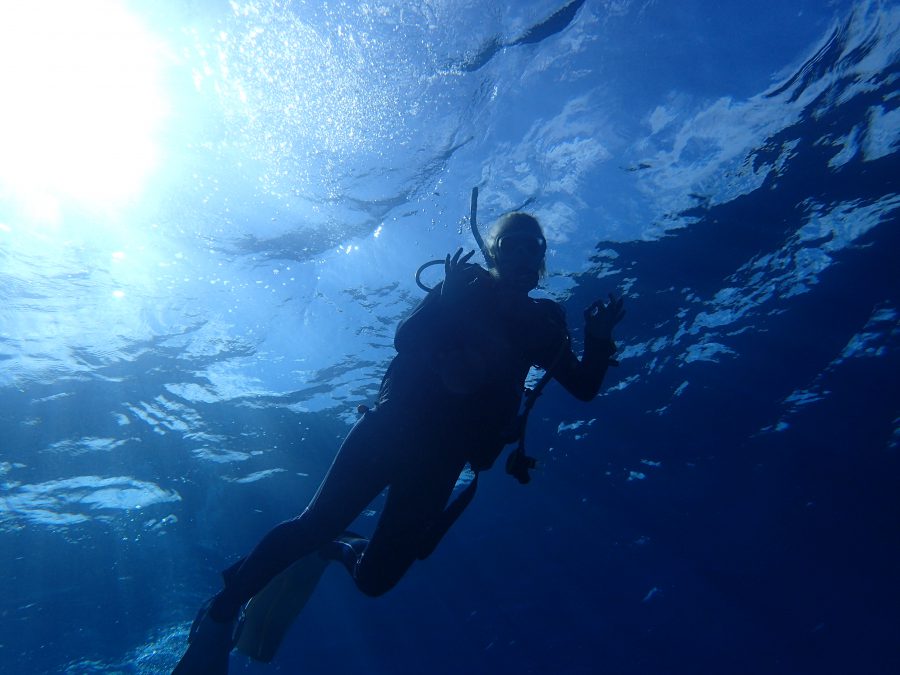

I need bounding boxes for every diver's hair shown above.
[485,212,547,278]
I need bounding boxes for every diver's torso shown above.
[377,278,567,463]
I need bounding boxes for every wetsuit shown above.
[209,268,612,622]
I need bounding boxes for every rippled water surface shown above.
[1,1,898,673]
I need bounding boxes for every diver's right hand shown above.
[441,248,485,304]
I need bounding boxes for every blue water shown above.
[0,1,898,673]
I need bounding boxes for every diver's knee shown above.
[353,558,410,597]
[351,537,418,597]
[355,572,401,598]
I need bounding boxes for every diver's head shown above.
[486,212,547,293]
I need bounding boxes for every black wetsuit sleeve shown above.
[542,301,616,402]
[395,266,490,353]
[394,284,445,353]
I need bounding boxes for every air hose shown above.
[415,187,489,292]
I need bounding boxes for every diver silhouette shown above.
[173,211,625,673]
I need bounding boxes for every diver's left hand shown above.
[584,294,625,342]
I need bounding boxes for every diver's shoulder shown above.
[528,297,568,333]
[530,296,564,314]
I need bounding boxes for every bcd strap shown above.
[504,346,561,484]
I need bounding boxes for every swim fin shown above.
[234,553,331,663]
[172,598,235,674]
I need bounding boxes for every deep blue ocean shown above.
[1,1,898,673]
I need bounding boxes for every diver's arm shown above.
[551,295,625,402]
[552,337,617,401]
[394,286,444,352]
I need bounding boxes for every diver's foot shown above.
[319,532,369,569]
[172,599,234,674]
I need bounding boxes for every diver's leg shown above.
[319,531,370,577]
[173,597,234,674]
[349,455,465,597]
[175,413,397,673]
[207,409,395,622]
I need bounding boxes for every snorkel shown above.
[468,187,495,270]
[415,187,492,292]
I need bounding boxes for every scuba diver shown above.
[173,208,625,674]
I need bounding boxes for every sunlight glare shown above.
[0,1,167,214]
